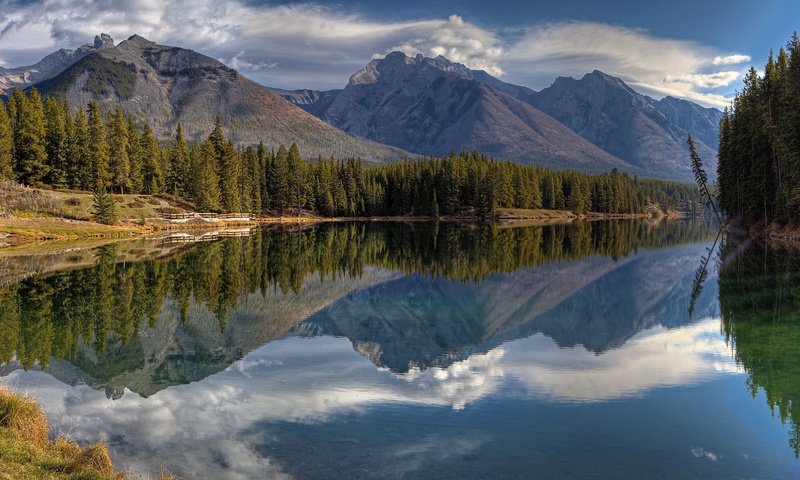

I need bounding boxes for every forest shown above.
[717,32,800,227]
[0,220,717,372]
[0,88,702,218]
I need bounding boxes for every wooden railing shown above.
[160,212,252,220]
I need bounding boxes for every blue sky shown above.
[0,0,795,107]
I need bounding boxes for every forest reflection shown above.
[0,219,716,372]
[719,238,800,457]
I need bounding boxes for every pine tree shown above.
[257,142,270,213]
[87,101,110,189]
[193,139,221,212]
[287,143,304,213]
[140,124,163,194]
[43,97,68,187]
[219,140,241,212]
[107,108,131,193]
[270,145,291,211]
[91,187,118,225]
[167,124,190,196]
[11,88,49,185]
[70,109,92,190]
[127,120,143,192]
[0,102,13,180]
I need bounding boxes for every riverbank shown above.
[0,387,178,479]
[0,184,683,249]
[724,218,800,243]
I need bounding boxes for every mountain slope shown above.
[0,34,115,96]
[280,52,636,174]
[530,71,720,180]
[30,35,407,161]
[279,56,722,181]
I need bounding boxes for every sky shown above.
[0,0,796,107]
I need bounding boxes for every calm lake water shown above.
[1,220,799,479]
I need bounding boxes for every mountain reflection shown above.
[0,220,717,398]
[718,237,800,457]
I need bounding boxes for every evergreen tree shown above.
[87,101,110,188]
[140,124,163,194]
[127,120,144,192]
[91,187,118,225]
[107,108,131,193]
[0,102,13,180]
[11,88,49,185]
[193,139,221,212]
[70,109,92,189]
[219,140,240,212]
[167,124,190,196]
[43,97,68,187]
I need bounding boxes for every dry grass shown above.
[0,182,192,222]
[497,208,577,219]
[0,387,181,480]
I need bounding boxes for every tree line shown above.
[0,88,702,217]
[718,32,800,226]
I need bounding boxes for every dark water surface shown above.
[1,220,799,479]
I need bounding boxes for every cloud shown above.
[380,15,504,76]
[665,71,741,88]
[500,21,746,107]
[713,54,751,66]
[0,2,748,106]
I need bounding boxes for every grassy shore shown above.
[0,183,672,249]
[0,387,178,479]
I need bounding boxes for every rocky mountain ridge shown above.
[3,34,407,161]
[279,53,724,181]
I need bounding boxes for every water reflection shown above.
[0,220,716,396]
[3,220,799,478]
[719,237,800,457]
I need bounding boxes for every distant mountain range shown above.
[277,53,722,181]
[0,34,723,180]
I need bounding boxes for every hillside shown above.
[28,35,407,161]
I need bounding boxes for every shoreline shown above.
[724,219,800,244]
[0,210,687,251]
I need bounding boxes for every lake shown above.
[1,220,799,479]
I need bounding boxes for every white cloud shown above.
[1,318,740,478]
[0,2,748,106]
[380,15,504,76]
[665,71,741,89]
[500,21,746,107]
[713,54,751,66]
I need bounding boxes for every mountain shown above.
[16,34,407,161]
[279,54,723,181]
[0,34,115,95]
[530,71,721,180]
[278,52,636,174]
[653,95,724,154]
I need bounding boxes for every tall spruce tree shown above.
[107,108,131,193]
[167,124,190,196]
[140,124,163,194]
[193,139,221,212]
[11,88,49,185]
[43,97,68,187]
[87,101,110,189]
[0,102,13,180]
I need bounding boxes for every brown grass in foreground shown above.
[0,387,179,479]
